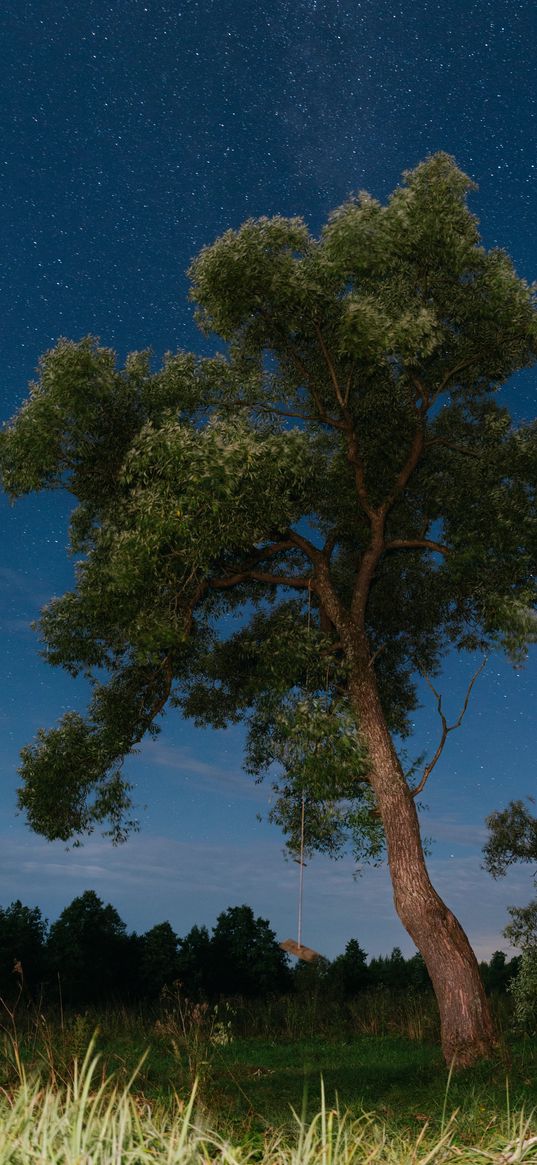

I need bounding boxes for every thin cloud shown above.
[137,740,268,803]
[0,830,528,960]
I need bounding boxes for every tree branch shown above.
[248,539,296,561]
[384,538,449,556]
[322,529,339,560]
[314,322,345,410]
[209,569,314,591]
[410,658,488,798]
[287,529,324,564]
[425,437,481,460]
[381,424,425,516]
[346,429,376,520]
[258,309,346,430]
[432,360,472,404]
[143,656,174,725]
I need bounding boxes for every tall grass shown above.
[0,1043,535,1165]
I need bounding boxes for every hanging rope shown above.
[297,789,306,950]
[280,577,322,964]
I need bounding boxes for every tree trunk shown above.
[348,664,497,1069]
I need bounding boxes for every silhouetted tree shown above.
[369,947,410,991]
[46,890,130,1004]
[328,938,369,997]
[479,950,519,994]
[138,921,180,998]
[176,924,213,999]
[405,952,432,992]
[209,905,291,997]
[0,901,47,999]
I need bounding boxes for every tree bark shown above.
[348,662,497,1069]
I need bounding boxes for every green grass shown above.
[0,998,535,1161]
[0,1040,536,1165]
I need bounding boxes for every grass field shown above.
[0,995,535,1162]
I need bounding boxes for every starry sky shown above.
[0,0,536,959]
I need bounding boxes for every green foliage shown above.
[484,800,537,877]
[505,901,537,949]
[509,946,537,1031]
[2,153,537,861]
[247,696,383,861]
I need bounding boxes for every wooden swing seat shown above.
[280,938,321,963]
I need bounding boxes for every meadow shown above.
[0,990,536,1164]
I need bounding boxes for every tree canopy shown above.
[2,152,537,867]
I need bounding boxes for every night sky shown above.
[0,0,536,959]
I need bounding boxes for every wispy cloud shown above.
[136,739,268,803]
[0,829,529,961]
[420,813,488,848]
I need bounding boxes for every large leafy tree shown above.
[2,154,537,1066]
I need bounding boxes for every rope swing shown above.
[280,581,321,964]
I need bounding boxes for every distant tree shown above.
[484,799,537,1023]
[0,901,48,999]
[209,905,291,998]
[328,938,369,997]
[479,950,519,995]
[176,924,213,999]
[46,890,130,1004]
[369,946,409,991]
[292,954,331,996]
[405,952,431,992]
[138,921,180,998]
[3,154,537,1065]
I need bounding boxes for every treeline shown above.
[0,892,520,1007]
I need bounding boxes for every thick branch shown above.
[410,658,487,798]
[425,438,481,460]
[381,424,425,516]
[287,529,323,564]
[346,429,376,520]
[259,309,346,430]
[384,538,449,556]
[148,657,174,721]
[248,539,296,561]
[314,322,345,410]
[209,569,313,590]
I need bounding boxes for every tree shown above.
[2,154,537,1065]
[138,921,181,998]
[176,924,213,999]
[484,800,537,1027]
[484,801,537,951]
[328,937,369,997]
[0,901,48,999]
[369,946,410,992]
[209,905,291,997]
[46,890,130,1004]
[479,950,519,995]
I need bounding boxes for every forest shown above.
[0,892,521,1007]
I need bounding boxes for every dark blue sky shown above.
[0,0,535,957]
